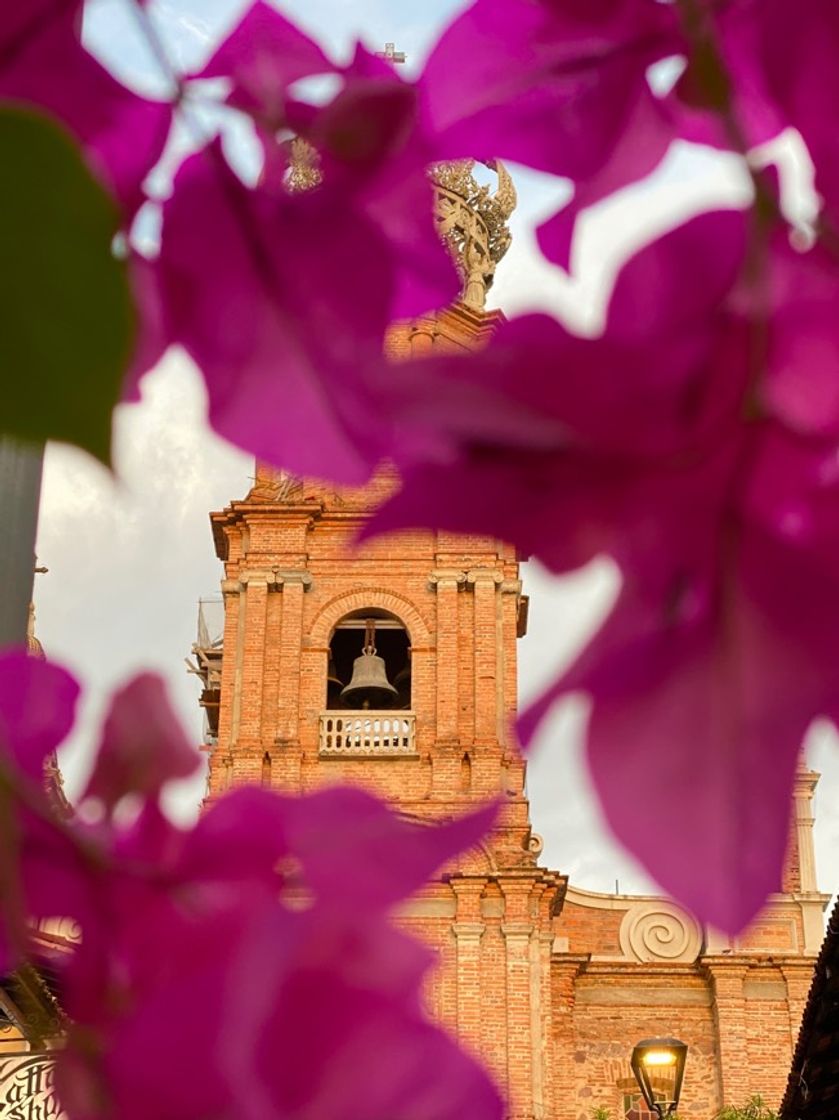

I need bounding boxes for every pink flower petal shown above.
[0,649,78,780]
[82,673,200,810]
[179,787,290,888]
[54,780,500,1119]
[762,234,839,435]
[757,0,839,222]
[0,6,171,217]
[367,206,839,931]
[537,83,674,271]
[122,252,169,402]
[420,0,678,177]
[279,787,498,909]
[223,902,502,1120]
[159,142,393,481]
[284,46,458,318]
[605,207,748,341]
[667,0,786,153]
[196,0,334,126]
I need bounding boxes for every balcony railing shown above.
[319,711,416,756]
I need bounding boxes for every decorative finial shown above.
[286,137,322,193]
[431,159,518,309]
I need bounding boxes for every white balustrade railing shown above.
[319,711,416,755]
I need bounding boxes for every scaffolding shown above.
[186,598,224,743]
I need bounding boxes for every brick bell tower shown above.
[195,160,567,1118]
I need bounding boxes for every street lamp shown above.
[630,1038,688,1118]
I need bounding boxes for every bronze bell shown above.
[340,621,399,710]
[326,658,344,703]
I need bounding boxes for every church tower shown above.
[194,160,827,1120]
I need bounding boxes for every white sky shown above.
[34,0,839,902]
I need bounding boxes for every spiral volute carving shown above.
[619,903,702,963]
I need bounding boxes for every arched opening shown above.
[326,608,411,711]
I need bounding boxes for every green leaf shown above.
[0,106,135,463]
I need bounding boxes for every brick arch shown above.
[397,812,499,874]
[309,587,432,648]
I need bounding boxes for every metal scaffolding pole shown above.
[0,437,43,648]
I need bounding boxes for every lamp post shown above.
[630,1038,688,1119]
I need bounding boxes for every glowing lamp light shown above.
[630,1037,688,1119]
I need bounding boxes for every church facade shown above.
[197,301,828,1120]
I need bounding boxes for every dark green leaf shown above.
[0,107,135,463]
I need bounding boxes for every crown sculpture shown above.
[288,137,517,310]
[431,158,517,309]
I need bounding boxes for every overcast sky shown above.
[34,0,838,903]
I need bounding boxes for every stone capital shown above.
[500,579,523,595]
[702,960,749,997]
[452,922,486,940]
[274,570,313,590]
[239,569,274,586]
[428,568,467,590]
[220,578,243,596]
[466,568,504,587]
[793,769,820,799]
[501,922,533,940]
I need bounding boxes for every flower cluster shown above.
[3,0,839,956]
[0,652,501,1120]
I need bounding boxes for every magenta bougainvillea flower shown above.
[0,648,78,784]
[756,0,839,225]
[285,43,459,320]
[157,141,395,482]
[536,85,674,270]
[760,233,839,436]
[122,252,169,403]
[198,6,457,321]
[663,0,784,154]
[196,0,333,126]
[0,651,81,970]
[419,0,679,176]
[0,651,500,1120]
[81,674,201,811]
[8,0,839,979]
[419,0,682,267]
[369,207,839,933]
[0,2,171,216]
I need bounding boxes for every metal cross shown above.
[376,42,406,65]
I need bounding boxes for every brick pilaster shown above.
[429,569,465,744]
[706,961,749,1105]
[217,578,242,749]
[275,572,311,747]
[781,963,813,1052]
[239,573,269,744]
[452,878,487,1054]
[468,569,502,744]
[551,956,588,1120]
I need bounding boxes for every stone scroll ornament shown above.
[619,904,704,965]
